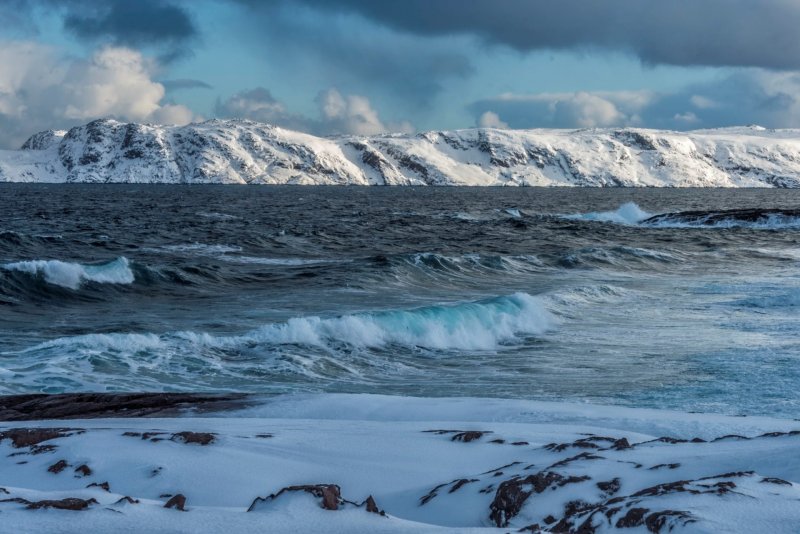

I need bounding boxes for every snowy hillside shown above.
[2,119,800,186]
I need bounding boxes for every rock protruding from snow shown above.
[4,119,800,186]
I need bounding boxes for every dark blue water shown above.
[1,185,799,417]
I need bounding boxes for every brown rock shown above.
[0,428,81,448]
[0,393,250,421]
[616,507,649,528]
[451,431,489,442]
[489,471,590,527]
[363,495,382,514]
[7,497,98,511]
[47,460,69,474]
[164,494,187,511]
[596,478,621,495]
[248,484,342,512]
[74,464,92,477]
[87,481,110,491]
[170,431,216,446]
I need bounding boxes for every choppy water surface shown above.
[1,185,799,417]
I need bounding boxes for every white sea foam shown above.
[1,257,134,290]
[15,293,554,358]
[646,213,800,229]
[563,202,652,224]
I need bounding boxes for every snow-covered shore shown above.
[2,119,800,186]
[1,394,799,533]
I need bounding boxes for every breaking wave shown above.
[563,202,651,224]
[18,292,553,357]
[564,203,800,229]
[643,209,800,229]
[1,257,134,290]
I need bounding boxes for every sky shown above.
[1,0,800,148]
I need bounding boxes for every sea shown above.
[1,185,798,418]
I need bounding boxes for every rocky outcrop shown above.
[0,392,250,421]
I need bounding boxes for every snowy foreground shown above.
[1,395,799,533]
[2,119,800,186]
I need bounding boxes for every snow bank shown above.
[1,394,799,532]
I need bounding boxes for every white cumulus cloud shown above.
[0,41,196,148]
[216,86,414,136]
[477,111,508,129]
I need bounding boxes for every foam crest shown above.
[248,292,552,351]
[2,257,134,290]
[563,202,651,224]
[18,293,554,358]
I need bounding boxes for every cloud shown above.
[0,42,196,148]
[476,111,508,129]
[471,91,653,129]
[470,70,800,131]
[273,0,800,70]
[215,86,414,136]
[0,0,197,62]
[228,1,473,106]
[161,79,213,91]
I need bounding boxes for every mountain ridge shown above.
[2,118,800,186]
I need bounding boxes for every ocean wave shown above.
[642,208,800,229]
[1,257,134,290]
[559,246,680,268]
[562,202,652,224]
[147,243,243,255]
[564,203,800,229]
[17,293,554,357]
[218,256,346,266]
[732,288,800,309]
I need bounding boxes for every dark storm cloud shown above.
[0,0,198,61]
[262,0,800,70]
[62,0,196,45]
[227,0,473,106]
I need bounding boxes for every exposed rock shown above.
[649,463,681,470]
[0,497,98,511]
[0,393,250,421]
[164,494,187,511]
[761,477,792,486]
[170,431,216,446]
[0,428,82,448]
[645,510,696,533]
[249,484,342,512]
[87,481,110,491]
[616,507,649,528]
[363,495,381,514]
[451,431,490,443]
[423,429,491,442]
[489,471,591,527]
[597,478,621,496]
[74,464,92,477]
[47,460,69,474]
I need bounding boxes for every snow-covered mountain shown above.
[2,118,800,186]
